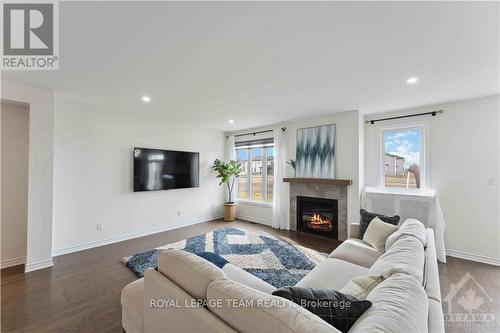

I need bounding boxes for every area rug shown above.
[122,227,326,288]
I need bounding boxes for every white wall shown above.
[365,95,500,263]
[52,96,225,255]
[1,102,29,268]
[1,80,55,272]
[237,202,273,226]
[232,110,362,228]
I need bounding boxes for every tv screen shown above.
[133,147,199,192]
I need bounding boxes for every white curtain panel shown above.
[224,135,236,202]
[225,135,236,161]
[272,128,289,230]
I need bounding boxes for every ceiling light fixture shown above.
[141,95,151,102]
[406,77,419,85]
[228,119,235,124]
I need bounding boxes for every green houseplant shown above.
[212,159,242,221]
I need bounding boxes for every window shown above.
[382,127,424,189]
[236,138,274,203]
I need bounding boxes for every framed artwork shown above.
[296,124,336,178]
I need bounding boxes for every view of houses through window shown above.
[383,127,422,189]
[236,144,274,202]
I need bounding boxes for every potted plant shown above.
[212,159,242,222]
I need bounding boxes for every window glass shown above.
[236,149,249,199]
[236,142,274,203]
[383,128,421,189]
[251,148,263,200]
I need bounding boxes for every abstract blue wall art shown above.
[296,124,335,178]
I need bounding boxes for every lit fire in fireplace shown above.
[307,213,332,231]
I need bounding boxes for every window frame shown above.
[377,120,430,191]
[235,143,274,205]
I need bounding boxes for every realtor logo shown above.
[1,1,58,69]
[443,272,497,331]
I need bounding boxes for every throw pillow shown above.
[339,275,384,300]
[358,209,400,239]
[363,217,399,252]
[272,287,372,333]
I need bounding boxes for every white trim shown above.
[446,249,500,267]
[25,259,53,272]
[52,215,223,257]
[0,256,26,269]
[237,200,272,208]
[237,214,271,226]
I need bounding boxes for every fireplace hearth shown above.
[297,196,338,239]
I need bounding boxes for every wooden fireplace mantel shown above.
[283,178,353,186]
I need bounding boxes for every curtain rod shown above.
[366,110,443,124]
[227,127,286,139]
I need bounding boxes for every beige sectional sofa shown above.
[121,219,444,333]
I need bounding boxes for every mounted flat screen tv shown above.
[133,147,199,192]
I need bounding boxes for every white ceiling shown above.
[3,1,499,131]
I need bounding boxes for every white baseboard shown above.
[25,258,53,272]
[237,214,272,226]
[0,256,26,269]
[52,215,223,257]
[446,249,500,267]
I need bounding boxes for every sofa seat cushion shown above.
[222,263,276,294]
[368,235,425,284]
[296,258,368,290]
[158,249,226,299]
[121,278,144,332]
[348,273,428,333]
[208,279,339,333]
[329,239,382,268]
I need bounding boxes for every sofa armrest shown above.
[144,269,236,333]
[349,223,360,238]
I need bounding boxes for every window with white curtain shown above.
[235,138,274,203]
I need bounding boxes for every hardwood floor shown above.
[1,220,340,332]
[1,219,499,332]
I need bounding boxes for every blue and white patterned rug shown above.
[122,227,326,288]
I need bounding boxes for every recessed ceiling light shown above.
[228,119,235,124]
[406,77,419,85]
[141,95,151,102]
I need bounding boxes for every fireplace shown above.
[297,196,338,239]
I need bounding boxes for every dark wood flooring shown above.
[1,219,499,332]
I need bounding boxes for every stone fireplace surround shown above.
[284,178,352,241]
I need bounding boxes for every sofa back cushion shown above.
[158,249,226,299]
[385,218,427,250]
[368,235,425,284]
[348,273,428,333]
[208,279,338,333]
